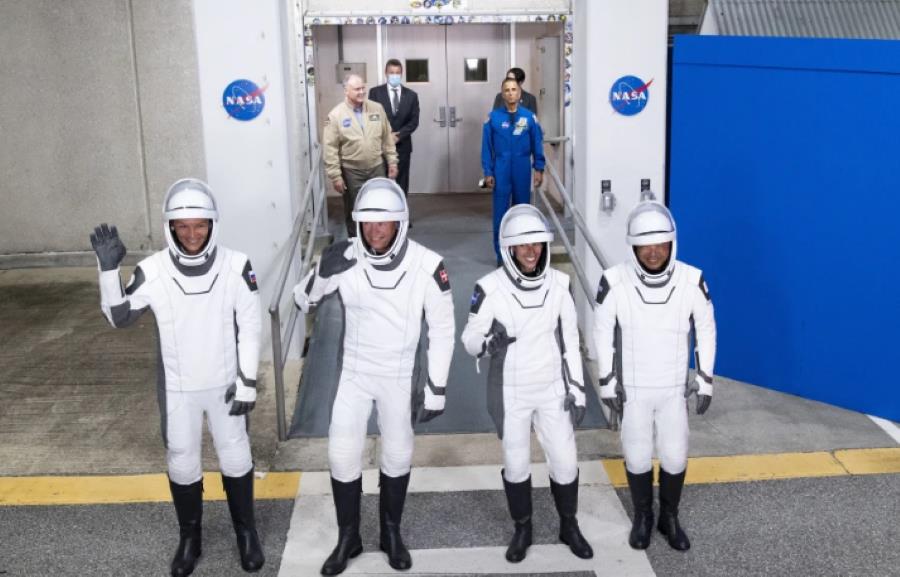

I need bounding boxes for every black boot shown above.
[550,473,594,559]
[321,476,363,575]
[379,471,412,571]
[169,478,203,577]
[222,469,266,572]
[501,471,532,563]
[625,468,654,550]
[657,468,691,551]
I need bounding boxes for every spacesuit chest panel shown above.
[619,265,694,388]
[493,273,563,387]
[338,247,428,377]
[153,251,236,390]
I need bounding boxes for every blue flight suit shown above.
[481,106,545,260]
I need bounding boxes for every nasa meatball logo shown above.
[223,79,268,121]
[609,75,652,117]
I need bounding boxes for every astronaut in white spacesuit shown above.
[461,204,593,563]
[90,179,264,577]
[592,200,716,552]
[293,178,455,575]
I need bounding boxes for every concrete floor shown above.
[1,194,898,576]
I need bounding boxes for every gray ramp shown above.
[289,193,607,438]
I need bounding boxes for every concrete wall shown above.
[0,0,204,260]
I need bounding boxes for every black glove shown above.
[225,381,256,416]
[417,408,444,424]
[696,395,711,415]
[318,239,356,278]
[90,223,127,271]
[564,393,586,427]
[482,322,517,356]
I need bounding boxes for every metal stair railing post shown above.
[537,141,618,428]
[268,144,323,441]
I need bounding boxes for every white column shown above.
[192,0,297,358]
[573,0,669,356]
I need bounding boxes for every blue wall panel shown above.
[670,35,900,421]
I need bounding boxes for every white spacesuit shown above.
[91,178,264,576]
[461,204,593,563]
[592,200,716,552]
[293,178,454,575]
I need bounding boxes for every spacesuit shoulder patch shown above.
[432,261,451,292]
[242,260,259,292]
[125,266,146,296]
[698,274,711,301]
[470,284,486,314]
[595,274,611,305]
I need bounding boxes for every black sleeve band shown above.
[595,274,610,305]
[125,266,145,296]
[698,274,711,301]
[433,260,451,292]
[242,260,259,292]
[470,284,486,314]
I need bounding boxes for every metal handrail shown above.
[539,153,610,302]
[268,144,324,441]
[537,148,618,428]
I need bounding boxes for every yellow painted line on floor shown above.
[835,448,900,475]
[0,471,300,506]
[602,448,900,488]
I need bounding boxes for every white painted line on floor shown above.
[867,414,900,445]
[298,461,609,496]
[279,462,655,577]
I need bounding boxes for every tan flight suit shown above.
[324,100,398,236]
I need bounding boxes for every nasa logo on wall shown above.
[222,79,268,121]
[609,75,653,117]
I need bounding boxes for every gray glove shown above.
[481,322,517,357]
[225,376,257,416]
[564,392,586,427]
[685,374,713,415]
[90,223,127,271]
[318,239,356,278]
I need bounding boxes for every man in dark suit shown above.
[369,59,420,199]
[492,67,538,116]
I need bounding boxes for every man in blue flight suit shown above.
[482,78,545,265]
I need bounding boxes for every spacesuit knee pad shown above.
[329,437,364,482]
[503,446,532,483]
[657,440,688,476]
[379,441,413,478]
[217,442,253,478]
[167,449,203,486]
[548,453,578,486]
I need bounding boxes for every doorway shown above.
[384,24,506,193]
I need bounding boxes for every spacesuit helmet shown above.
[626,200,677,286]
[499,204,554,290]
[163,178,219,266]
[352,177,409,265]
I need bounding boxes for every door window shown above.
[463,58,488,82]
[405,59,429,82]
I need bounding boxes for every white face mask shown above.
[387,74,402,87]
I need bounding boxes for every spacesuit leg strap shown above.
[222,468,265,571]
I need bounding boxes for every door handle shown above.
[449,106,462,127]
[433,106,447,127]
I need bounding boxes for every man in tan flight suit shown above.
[324,73,399,237]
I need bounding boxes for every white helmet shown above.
[352,177,409,266]
[499,204,554,290]
[626,200,677,286]
[163,178,219,266]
